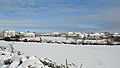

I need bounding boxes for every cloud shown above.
[0,0,117,16]
[0,5,120,32]
[0,0,120,32]
[0,0,119,18]
[0,19,40,23]
[1,23,48,29]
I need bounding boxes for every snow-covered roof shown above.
[67,32,74,34]
[51,32,60,34]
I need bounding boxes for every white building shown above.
[66,32,74,37]
[19,32,36,37]
[4,30,16,37]
[114,33,119,35]
[51,32,61,37]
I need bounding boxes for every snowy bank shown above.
[0,43,76,68]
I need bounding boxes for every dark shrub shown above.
[4,37,12,41]
[23,39,28,42]
[4,59,12,64]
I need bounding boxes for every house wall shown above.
[19,32,36,37]
[4,30,16,37]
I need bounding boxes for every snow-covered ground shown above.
[0,41,120,68]
[0,41,68,68]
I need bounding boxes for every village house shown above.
[112,33,120,42]
[61,33,66,37]
[74,32,85,38]
[41,33,50,37]
[114,33,120,35]
[113,33,120,37]
[50,32,61,37]
[0,32,4,39]
[66,32,74,37]
[3,29,16,37]
[88,33,103,40]
[19,32,36,37]
[78,33,85,39]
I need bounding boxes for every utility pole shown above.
[66,59,68,68]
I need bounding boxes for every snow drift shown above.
[0,44,75,68]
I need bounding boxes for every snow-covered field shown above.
[0,41,120,68]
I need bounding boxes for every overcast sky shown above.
[0,0,120,33]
